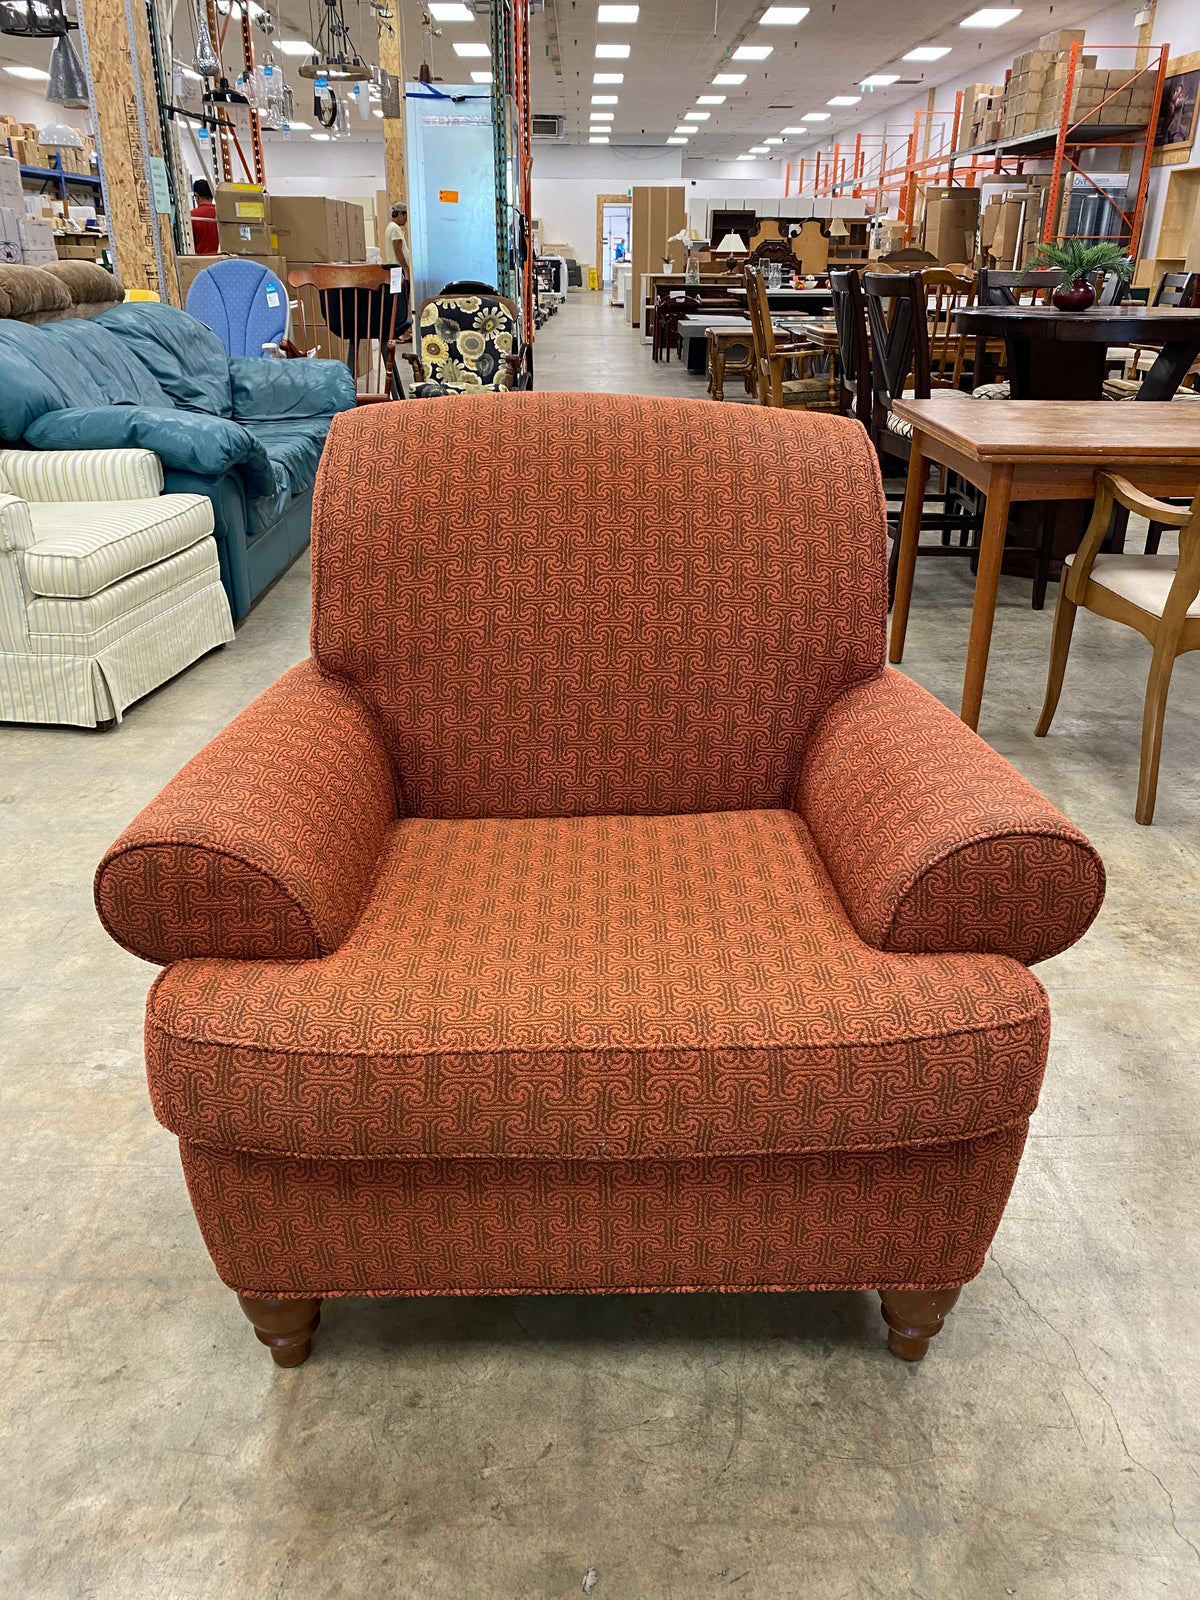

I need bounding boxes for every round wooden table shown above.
[954,304,1200,401]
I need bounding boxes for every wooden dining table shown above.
[888,396,1200,729]
[954,304,1200,401]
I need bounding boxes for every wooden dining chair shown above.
[1036,473,1200,824]
[922,267,975,390]
[970,268,1060,392]
[288,264,405,403]
[828,268,871,426]
[745,267,834,411]
[861,270,979,599]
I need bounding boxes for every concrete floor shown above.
[3,290,1199,1600]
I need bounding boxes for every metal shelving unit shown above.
[19,155,102,207]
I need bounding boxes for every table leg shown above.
[960,463,1014,730]
[887,437,930,663]
[1136,339,1200,402]
[711,345,726,401]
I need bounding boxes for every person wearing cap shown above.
[384,200,410,283]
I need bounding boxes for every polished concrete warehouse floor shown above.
[3,291,1199,1599]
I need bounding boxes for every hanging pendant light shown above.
[193,0,221,78]
[45,29,89,107]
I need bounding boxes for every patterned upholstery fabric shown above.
[1,461,232,727]
[312,394,888,817]
[94,396,1105,1316]
[413,293,518,396]
[21,495,213,598]
[181,1127,1028,1298]
[798,671,1105,965]
[0,447,163,502]
[144,808,1050,1160]
[95,661,396,963]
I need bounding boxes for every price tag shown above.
[265,288,280,307]
[390,266,405,295]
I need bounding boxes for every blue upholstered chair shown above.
[185,258,290,358]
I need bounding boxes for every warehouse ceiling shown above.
[0,0,1123,163]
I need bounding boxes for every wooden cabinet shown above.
[1155,168,1200,265]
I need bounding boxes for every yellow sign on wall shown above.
[439,189,459,203]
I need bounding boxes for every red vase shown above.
[1051,278,1096,312]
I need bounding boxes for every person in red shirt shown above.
[190,177,219,255]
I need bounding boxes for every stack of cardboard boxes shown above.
[958,84,1007,151]
[1000,30,1156,140]
[176,187,369,354]
[978,179,1053,269]
[0,119,99,177]
[921,187,981,264]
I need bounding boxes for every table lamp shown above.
[714,231,749,275]
[670,226,707,283]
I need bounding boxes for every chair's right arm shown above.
[95,661,397,964]
[796,670,1105,966]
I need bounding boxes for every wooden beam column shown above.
[378,16,408,207]
[77,0,181,304]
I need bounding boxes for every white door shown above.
[601,203,631,285]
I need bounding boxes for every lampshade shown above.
[714,231,748,254]
[39,120,82,148]
[46,30,90,108]
[668,226,704,244]
[827,216,850,238]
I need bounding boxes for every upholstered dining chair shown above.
[94,395,1104,1368]
[401,285,527,397]
[1036,472,1200,824]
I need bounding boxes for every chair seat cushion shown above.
[147,809,1049,1163]
[21,494,215,599]
[885,410,915,439]
[412,380,508,398]
[25,534,221,639]
[1066,551,1200,618]
[240,417,330,498]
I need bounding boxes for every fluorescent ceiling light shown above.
[276,39,315,55]
[428,1,472,17]
[904,45,951,60]
[589,135,610,143]
[732,44,772,59]
[595,42,630,57]
[801,111,830,120]
[697,94,725,104]
[4,65,50,80]
[470,71,492,83]
[684,111,710,120]
[590,112,614,120]
[597,3,639,18]
[960,7,1021,25]
[311,132,331,140]
[673,125,693,133]
[736,152,756,160]
[780,125,808,133]
[827,94,861,105]
[453,41,490,56]
[759,6,809,21]
[594,72,624,82]
[749,145,771,153]
[713,73,746,84]
[763,136,783,143]
[666,136,688,143]
[591,94,618,102]
[861,73,899,85]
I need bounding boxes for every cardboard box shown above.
[1038,28,1086,52]
[923,187,981,264]
[54,234,106,262]
[217,217,277,256]
[216,182,269,224]
[175,251,290,306]
[270,196,345,263]
[344,200,366,260]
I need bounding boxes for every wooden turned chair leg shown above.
[238,1293,322,1367]
[879,1286,962,1362]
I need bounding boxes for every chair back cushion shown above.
[185,258,289,358]
[312,393,887,818]
[417,292,518,390]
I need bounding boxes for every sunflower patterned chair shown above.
[403,286,524,398]
[94,395,1105,1369]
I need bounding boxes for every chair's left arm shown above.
[796,670,1105,965]
[95,661,397,965]
[0,447,163,502]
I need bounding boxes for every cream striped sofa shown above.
[0,448,233,728]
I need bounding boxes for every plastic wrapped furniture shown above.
[0,447,231,726]
[95,395,1105,1367]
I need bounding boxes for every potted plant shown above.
[1022,238,1133,311]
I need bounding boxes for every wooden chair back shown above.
[862,270,931,415]
[1095,270,1130,306]
[1153,271,1200,308]
[976,268,1058,307]
[879,246,938,265]
[922,267,974,389]
[287,264,405,401]
[828,268,871,425]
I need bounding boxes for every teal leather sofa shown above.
[0,302,356,619]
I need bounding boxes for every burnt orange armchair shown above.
[95,395,1104,1367]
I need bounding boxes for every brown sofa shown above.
[95,394,1105,1366]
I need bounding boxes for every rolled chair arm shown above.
[796,670,1105,965]
[95,661,397,964]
